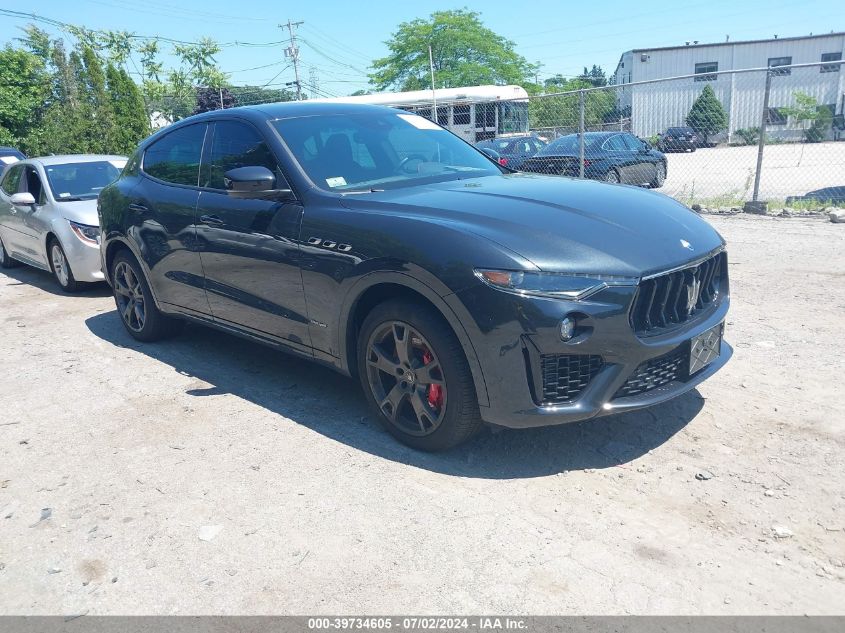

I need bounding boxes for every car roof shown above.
[25,154,127,167]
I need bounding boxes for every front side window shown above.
[143,124,207,187]
[272,112,500,192]
[603,135,628,151]
[44,161,123,201]
[0,164,24,195]
[821,52,842,73]
[202,121,279,190]
[621,134,645,151]
[694,61,718,81]
[768,56,792,75]
[22,166,46,204]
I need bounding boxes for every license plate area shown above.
[690,323,723,375]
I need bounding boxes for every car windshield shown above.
[271,112,501,192]
[44,161,124,200]
[667,128,693,135]
[538,135,603,156]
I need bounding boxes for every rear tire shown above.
[48,239,82,293]
[0,235,20,269]
[110,250,183,342]
[357,299,483,451]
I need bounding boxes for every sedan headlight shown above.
[68,220,101,245]
[474,269,636,300]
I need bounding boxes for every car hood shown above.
[339,173,724,277]
[53,199,99,225]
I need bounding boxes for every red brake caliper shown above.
[422,349,444,410]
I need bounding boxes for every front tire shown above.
[49,239,82,293]
[650,162,667,188]
[604,169,621,184]
[110,250,183,342]
[357,299,483,451]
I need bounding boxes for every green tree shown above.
[230,85,297,106]
[529,78,617,131]
[686,85,728,144]
[0,47,49,146]
[370,9,536,91]
[578,65,607,87]
[106,64,150,153]
[782,91,831,142]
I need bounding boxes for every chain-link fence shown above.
[386,62,844,212]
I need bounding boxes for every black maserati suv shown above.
[98,103,731,450]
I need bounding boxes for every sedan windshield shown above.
[272,112,501,191]
[44,161,123,201]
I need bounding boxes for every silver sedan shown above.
[0,154,127,291]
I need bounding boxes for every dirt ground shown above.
[0,214,844,615]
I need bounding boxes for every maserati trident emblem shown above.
[686,277,702,315]
[680,239,694,251]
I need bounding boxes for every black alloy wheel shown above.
[357,300,483,451]
[365,320,447,437]
[110,251,183,342]
[113,260,146,333]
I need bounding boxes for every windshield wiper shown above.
[56,196,87,202]
[341,188,385,194]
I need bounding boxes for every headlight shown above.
[474,269,636,300]
[68,220,101,245]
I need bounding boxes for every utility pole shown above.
[280,20,304,100]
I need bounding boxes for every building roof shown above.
[628,31,845,54]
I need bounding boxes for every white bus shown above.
[310,85,530,143]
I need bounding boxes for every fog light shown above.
[560,316,576,341]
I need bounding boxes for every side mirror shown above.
[223,166,292,198]
[10,192,36,207]
[479,147,499,160]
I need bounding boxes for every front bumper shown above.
[57,224,104,283]
[448,276,730,429]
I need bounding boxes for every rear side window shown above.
[1,164,24,195]
[143,124,207,186]
[202,121,279,190]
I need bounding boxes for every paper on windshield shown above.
[0,156,20,165]
[397,114,441,130]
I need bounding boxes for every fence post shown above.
[752,70,772,202]
[579,89,585,179]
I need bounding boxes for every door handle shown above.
[129,203,150,214]
[200,214,224,226]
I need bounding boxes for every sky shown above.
[0,0,842,97]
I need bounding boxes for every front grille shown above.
[614,344,688,398]
[630,251,725,336]
[540,354,603,404]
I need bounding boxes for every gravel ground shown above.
[0,214,844,615]
[661,142,845,201]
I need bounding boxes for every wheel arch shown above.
[340,272,490,408]
[103,236,164,309]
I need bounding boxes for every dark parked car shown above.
[657,127,699,152]
[0,147,26,179]
[99,103,730,450]
[475,135,546,169]
[521,132,667,187]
